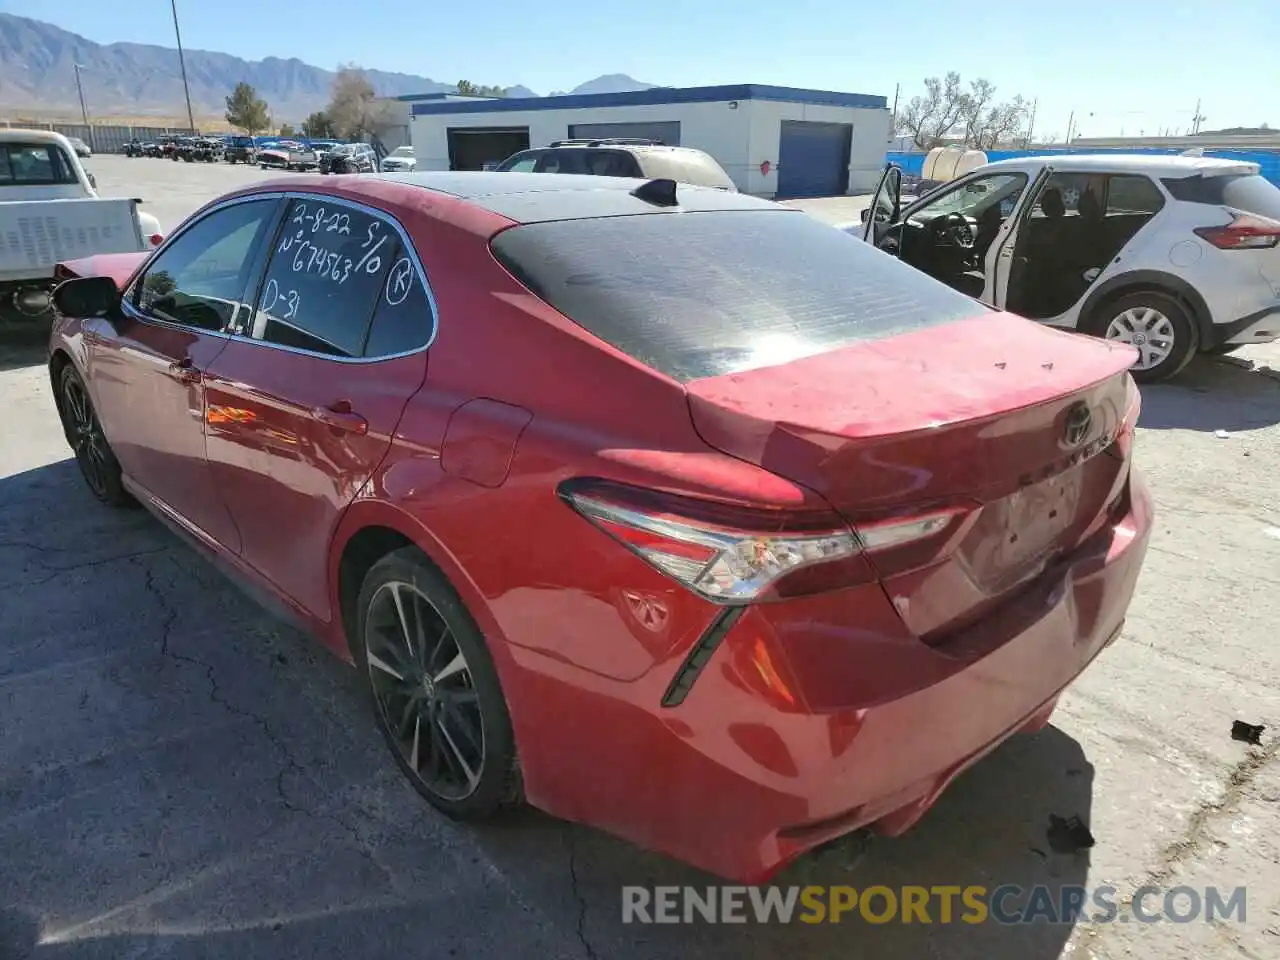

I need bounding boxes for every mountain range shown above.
[0,13,656,121]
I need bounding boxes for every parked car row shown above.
[122,135,226,162]
[48,167,1154,884]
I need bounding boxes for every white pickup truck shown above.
[0,129,163,323]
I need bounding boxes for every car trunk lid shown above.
[685,312,1139,641]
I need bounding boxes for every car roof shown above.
[256,171,781,232]
[0,128,76,148]
[982,153,1261,178]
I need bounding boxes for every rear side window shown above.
[637,151,735,190]
[363,250,434,357]
[1162,174,1280,219]
[1106,175,1165,215]
[491,210,989,383]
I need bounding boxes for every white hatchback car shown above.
[859,154,1280,382]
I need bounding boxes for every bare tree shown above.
[964,92,1032,150]
[897,72,969,150]
[898,73,1032,150]
[326,64,393,140]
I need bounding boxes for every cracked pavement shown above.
[1,158,1278,958]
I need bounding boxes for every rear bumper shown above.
[1211,304,1280,347]
[512,470,1152,881]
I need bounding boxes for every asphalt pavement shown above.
[0,157,1277,958]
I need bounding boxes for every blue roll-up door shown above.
[776,121,853,198]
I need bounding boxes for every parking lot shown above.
[1,155,1278,958]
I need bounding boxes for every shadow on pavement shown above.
[0,342,47,375]
[0,457,1096,960]
[1139,354,1280,432]
[470,726,1094,959]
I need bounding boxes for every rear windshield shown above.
[0,144,78,185]
[1162,174,1280,219]
[490,209,989,383]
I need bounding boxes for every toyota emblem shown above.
[1062,402,1093,447]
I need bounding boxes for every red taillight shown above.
[149,233,165,247]
[559,478,965,603]
[1194,213,1280,250]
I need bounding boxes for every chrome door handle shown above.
[168,358,201,384]
[311,401,368,435]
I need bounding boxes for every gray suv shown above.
[495,138,737,191]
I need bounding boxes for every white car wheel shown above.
[1097,290,1198,383]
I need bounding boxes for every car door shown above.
[989,166,1055,308]
[88,197,283,551]
[861,163,902,244]
[200,195,433,621]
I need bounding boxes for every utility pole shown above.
[1191,99,1206,135]
[1066,110,1075,144]
[170,0,196,133]
[72,63,95,152]
[890,82,900,140]
[1025,97,1038,147]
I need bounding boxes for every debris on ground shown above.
[1047,814,1096,854]
[1214,429,1230,439]
[1231,720,1265,745]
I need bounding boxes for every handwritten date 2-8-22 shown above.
[275,209,387,285]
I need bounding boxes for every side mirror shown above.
[860,207,870,223]
[53,276,120,319]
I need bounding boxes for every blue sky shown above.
[5,0,1278,136]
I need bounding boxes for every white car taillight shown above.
[1195,213,1280,250]
[560,479,965,604]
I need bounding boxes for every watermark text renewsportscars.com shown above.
[621,885,1248,925]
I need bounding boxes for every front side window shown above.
[135,199,279,332]
[248,198,395,357]
[535,150,587,174]
[0,144,78,185]
[585,150,643,177]
[913,172,1029,222]
[499,152,540,173]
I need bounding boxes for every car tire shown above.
[353,546,522,820]
[1088,290,1199,384]
[57,364,133,508]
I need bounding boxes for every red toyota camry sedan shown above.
[48,172,1152,882]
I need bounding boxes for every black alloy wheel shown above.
[355,548,520,818]
[58,365,132,507]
